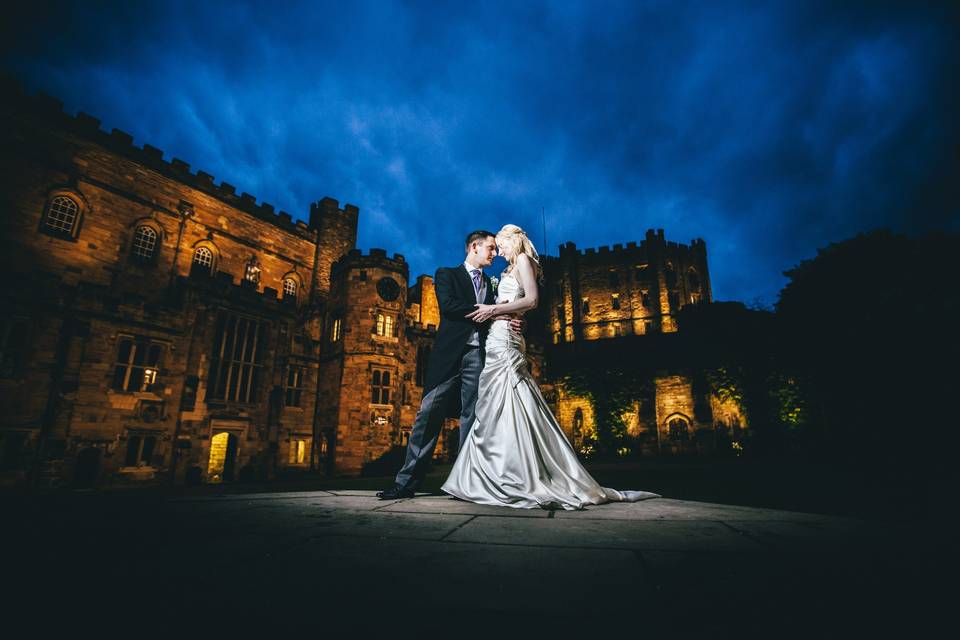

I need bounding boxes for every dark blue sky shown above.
[4,1,958,304]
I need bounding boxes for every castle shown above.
[0,84,745,488]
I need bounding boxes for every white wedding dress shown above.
[442,271,660,510]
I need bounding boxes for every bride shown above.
[442,224,660,510]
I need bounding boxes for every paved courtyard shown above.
[7,489,929,636]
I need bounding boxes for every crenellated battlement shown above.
[3,78,333,241]
[555,229,706,260]
[331,247,409,280]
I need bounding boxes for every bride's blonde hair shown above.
[497,224,543,283]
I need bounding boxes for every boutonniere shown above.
[489,276,499,293]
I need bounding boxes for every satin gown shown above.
[442,272,661,510]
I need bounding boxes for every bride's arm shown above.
[467,254,538,321]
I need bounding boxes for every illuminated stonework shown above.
[543,230,712,344]
[0,84,742,488]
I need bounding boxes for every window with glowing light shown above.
[375,313,395,337]
[112,337,165,392]
[330,317,342,341]
[288,439,309,465]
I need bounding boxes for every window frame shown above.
[207,311,266,405]
[284,365,306,408]
[370,367,392,405]
[112,335,166,393]
[39,190,86,240]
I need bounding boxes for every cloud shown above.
[4,0,957,303]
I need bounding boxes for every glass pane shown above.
[117,340,132,364]
[112,365,127,391]
[141,436,156,463]
[125,436,141,466]
[382,371,390,386]
[132,342,146,365]
[130,366,145,391]
[147,344,163,366]
[372,370,380,385]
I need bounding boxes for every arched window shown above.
[282,277,298,299]
[131,225,158,262]
[43,195,80,236]
[687,268,701,291]
[193,246,213,267]
[191,246,214,277]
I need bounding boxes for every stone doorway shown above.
[207,432,238,483]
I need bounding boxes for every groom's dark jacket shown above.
[422,264,495,402]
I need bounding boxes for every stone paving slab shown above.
[445,514,762,551]
[377,495,552,517]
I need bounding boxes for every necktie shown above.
[471,269,482,297]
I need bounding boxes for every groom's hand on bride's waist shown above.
[490,314,525,333]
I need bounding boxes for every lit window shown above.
[289,439,309,465]
[330,317,342,342]
[131,225,158,261]
[375,313,395,337]
[44,196,79,235]
[113,338,164,392]
[611,293,620,310]
[371,369,391,404]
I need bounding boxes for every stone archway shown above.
[662,412,692,451]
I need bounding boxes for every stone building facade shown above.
[0,85,744,488]
[540,238,746,457]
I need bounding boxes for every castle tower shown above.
[309,197,359,296]
[542,229,713,343]
[318,248,411,474]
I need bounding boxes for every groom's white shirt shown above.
[463,260,486,347]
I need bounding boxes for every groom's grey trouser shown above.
[393,345,484,491]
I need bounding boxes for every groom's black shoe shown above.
[376,484,416,500]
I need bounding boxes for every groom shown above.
[377,230,518,500]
